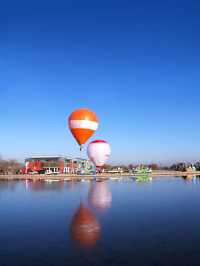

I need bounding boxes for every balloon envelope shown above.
[68,108,99,146]
[87,140,111,167]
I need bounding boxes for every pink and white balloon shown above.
[87,140,111,167]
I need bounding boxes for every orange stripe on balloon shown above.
[69,108,98,122]
[70,128,95,145]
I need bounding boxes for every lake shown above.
[0,176,200,266]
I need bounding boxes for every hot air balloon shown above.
[87,140,111,168]
[68,108,99,150]
[70,203,101,247]
[88,182,112,211]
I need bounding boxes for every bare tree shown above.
[0,159,22,174]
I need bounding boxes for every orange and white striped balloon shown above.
[68,108,99,148]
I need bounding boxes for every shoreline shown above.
[0,170,199,181]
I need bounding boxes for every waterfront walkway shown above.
[0,171,199,181]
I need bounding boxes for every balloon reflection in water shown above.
[70,203,101,247]
[88,182,112,211]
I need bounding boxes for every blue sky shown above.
[1,0,200,165]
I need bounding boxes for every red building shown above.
[24,156,91,174]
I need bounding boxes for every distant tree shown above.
[0,159,22,174]
[0,160,8,174]
[160,166,170,170]
[170,162,187,172]
[148,164,159,170]
[128,164,134,169]
[194,162,200,171]
[103,164,112,171]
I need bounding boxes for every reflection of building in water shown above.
[70,203,101,247]
[0,182,17,191]
[24,156,92,174]
[88,182,112,211]
[0,182,18,199]
[186,175,194,180]
[27,180,65,191]
[182,175,196,181]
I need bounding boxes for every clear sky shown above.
[1,0,200,165]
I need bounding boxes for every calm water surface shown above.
[1,176,200,266]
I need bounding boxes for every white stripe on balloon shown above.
[69,120,98,130]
